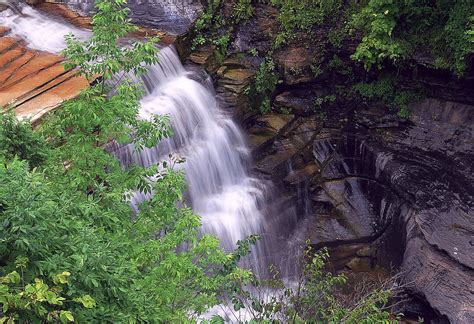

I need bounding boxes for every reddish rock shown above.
[15,75,89,124]
[0,51,35,84]
[0,46,25,67]
[0,52,63,90]
[0,26,10,37]
[36,3,92,29]
[0,63,67,106]
[229,4,279,53]
[0,28,90,122]
[0,37,19,53]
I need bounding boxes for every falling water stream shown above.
[0,4,89,52]
[1,2,303,284]
[108,46,271,274]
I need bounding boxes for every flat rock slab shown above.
[0,29,89,123]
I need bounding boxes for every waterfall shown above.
[120,48,307,278]
[0,4,274,276]
[109,47,269,270]
[1,4,304,279]
[0,5,90,52]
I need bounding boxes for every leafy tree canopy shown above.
[0,0,395,322]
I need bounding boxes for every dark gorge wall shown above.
[179,2,473,322]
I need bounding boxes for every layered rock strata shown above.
[0,25,89,123]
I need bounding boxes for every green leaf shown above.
[59,311,74,323]
[54,272,71,285]
[74,295,96,309]
[5,272,20,284]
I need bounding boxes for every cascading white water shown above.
[0,5,90,53]
[110,47,269,263]
[111,47,305,279]
[1,4,280,276]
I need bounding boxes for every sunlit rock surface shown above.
[0,21,89,123]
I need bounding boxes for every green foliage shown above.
[213,34,231,56]
[222,247,394,322]
[0,0,250,322]
[328,25,348,49]
[443,3,474,74]
[354,75,397,103]
[350,1,406,70]
[192,34,206,50]
[0,112,49,168]
[0,154,250,321]
[207,0,222,14]
[254,58,278,94]
[190,0,225,50]
[0,257,93,323]
[49,0,170,196]
[314,94,336,109]
[350,0,474,74]
[245,58,279,113]
[232,0,254,23]
[275,0,342,33]
[468,15,474,41]
[0,1,399,322]
[248,47,259,56]
[269,0,343,49]
[272,31,288,49]
[353,74,421,118]
[313,94,336,121]
[269,1,473,74]
[63,0,160,79]
[195,12,213,32]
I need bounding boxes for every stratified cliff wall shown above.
[179,2,473,322]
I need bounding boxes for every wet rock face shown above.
[183,5,473,316]
[274,46,315,85]
[50,0,203,34]
[128,0,203,34]
[386,100,473,323]
[191,19,474,318]
[228,4,278,54]
[249,97,473,322]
